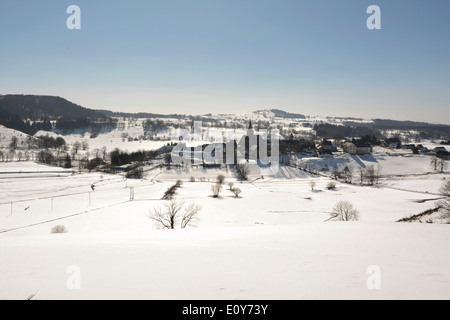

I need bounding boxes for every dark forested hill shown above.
[344,119,450,139]
[0,95,110,135]
[0,95,106,120]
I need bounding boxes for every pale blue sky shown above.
[0,0,449,123]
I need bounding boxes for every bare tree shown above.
[101,146,108,160]
[431,156,439,171]
[81,141,89,151]
[236,162,250,181]
[310,181,316,191]
[375,165,383,184]
[216,174,226,184]
[438,159,448,173]
[92,148,101,159]
[72,141,81,158]
[211,183,223,198]
[164,153,171,166]
[327,200,360,222]
[342,166,353,184]
[440,180,450,197]
[148,199,201,229]
[332,167,341,180]
[9,136,18,151]
[180,202,202,229]
[358,167,366,185]
[365,166,376,185]
[437,181,450,218]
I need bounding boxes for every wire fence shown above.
[0,179,167,233]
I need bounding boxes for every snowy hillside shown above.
[300,152,437,177]
[1,107,449,300]
[0,125,31,150]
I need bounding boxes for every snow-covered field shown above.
[300,151,439,177]
[1,160,449,300]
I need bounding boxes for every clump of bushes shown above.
[326,182,336,190]
[51,225,68,234]
[126,166,144,179]
[162,180,183,200]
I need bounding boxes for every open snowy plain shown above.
[1,156,449,300]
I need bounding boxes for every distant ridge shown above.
[0,94,448,137]
[254,109,306,119]
[344,118,450,133]
[95,109,187,119]
[0,95,108,135]
[0,94,106,120]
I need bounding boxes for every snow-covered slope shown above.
[0,125,30,150]
[300,152,439,177]
[1,222,449,300]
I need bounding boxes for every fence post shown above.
[130,187,134,201]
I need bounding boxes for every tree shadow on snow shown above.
[350,155,378,168]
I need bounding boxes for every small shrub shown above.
[397,207,441,223]
[326,182,336,190]
[228,182,234,190]
[51,225,68,234]
[231,188,242,198]
[211,183,223,198]
[189,176,196,182]
[217,174,226,184]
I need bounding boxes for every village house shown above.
[321,140,334,151]
[433,147,448,158]
[433,146,447,153]
[385,137,401,149]
[342,141,372,155]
